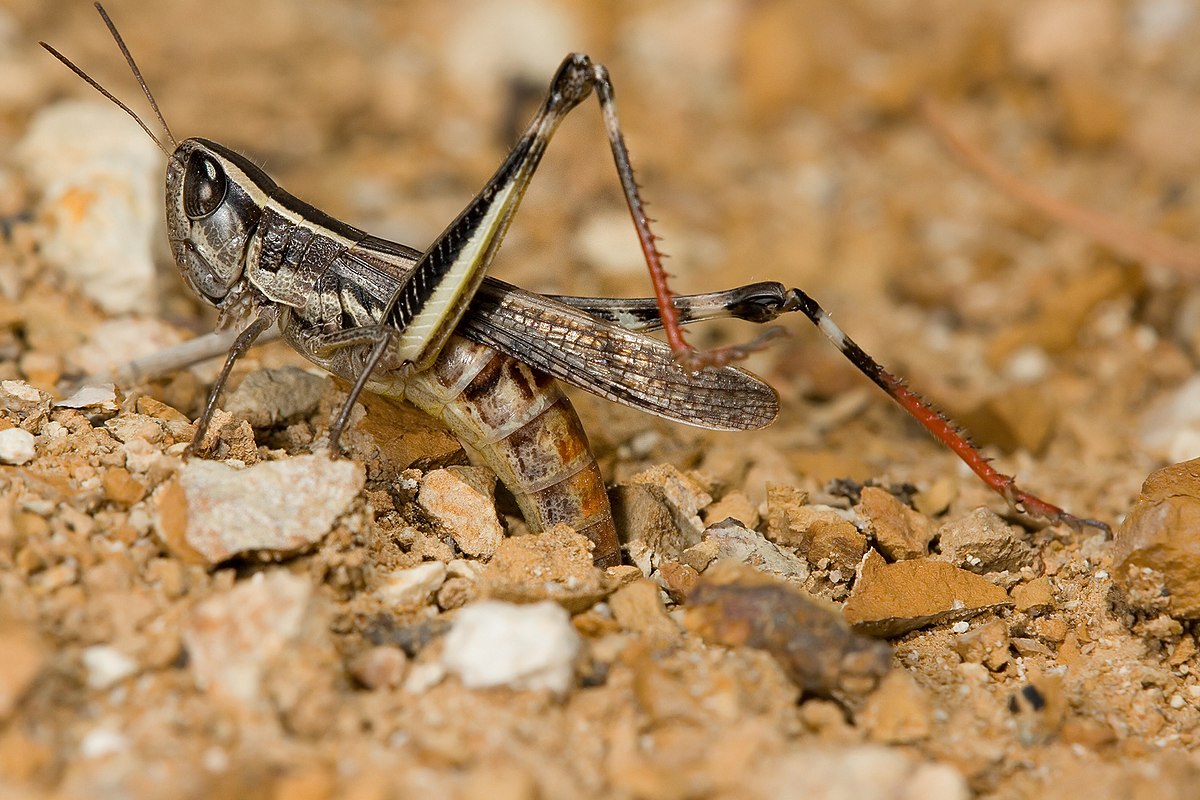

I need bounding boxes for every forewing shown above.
[459,280,779,431]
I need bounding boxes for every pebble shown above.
[441,600,580,695]
[858,486,935,561]
[686,562,891,699]
[54,383,118,414]
[935,508,1033,574]
[703,519,810,584]
[223,367,327,428]
[348,646,408,690]
[844,551,1012,637]
[857,671,934,744]
[479,524,607,612]
[417,466,504,559]
[1012,576,1056,614]
[0,428,35,465]
[153,454,365,564]
[15,101,161,315]
[183,570,314,704]
[375,561,447,610]
[1113,458,1200,618]
[951,618,1011,672]
[608,579,681,647]
[82,645,137,690]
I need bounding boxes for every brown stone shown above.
[686,561,891,699]
[858,486,934,560]
[844,551,1011,637]
[1113,459,1200,618]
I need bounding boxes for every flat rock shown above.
[153,455,365,565]
[1114,458,1200,619]
[844,550,1012,637]
[418,466,503,559]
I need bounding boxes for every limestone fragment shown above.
[375,561,447,610]
[153,454,364,565]
[1012,576,1055,615]
[1113,458,1200,619]
[844,551,1011,637]
[608,579,681,647]
[686,562,891,699]
[951,618,1011,671]
[223,367,326,428]
[441,600,581,695]
[16,101,160,315]
[0,428,35,465]
[935,508,1033,573]
[418,466,504,559]
[479,524,607,612]
[703,519,809,584]
[183,570,315,704]
[348,646,408,690]
[858,486,934,560]
[81,645,137,689]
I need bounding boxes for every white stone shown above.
[15,101,162,315]
[80,726,129,759]
[376,561,447,609]
[441,600,580,695]
[183,571,313,704]
[55,384,118,412]
[159,454,364,563]
[0,428,35,465]
[82,645,137,689]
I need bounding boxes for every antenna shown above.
[38,3,177,157]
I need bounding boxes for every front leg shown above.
[188,305,280,454]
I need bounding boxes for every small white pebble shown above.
[1094,570,1109,580]
[80,727,128,759]
[1170,694,1187,709]
[951,621,970,634]
[82,645,137,689]
[442,600,580,695]
[0,428,35,465]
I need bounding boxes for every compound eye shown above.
[182,151,228,219]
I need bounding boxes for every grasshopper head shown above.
[165,138,275,307]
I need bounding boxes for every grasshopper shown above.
[42,5,1107,568]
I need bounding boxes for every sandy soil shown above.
[2,1,1200,797]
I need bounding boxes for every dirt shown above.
[2,1,1200,797]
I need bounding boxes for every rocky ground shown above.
[2,1,1200,797]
